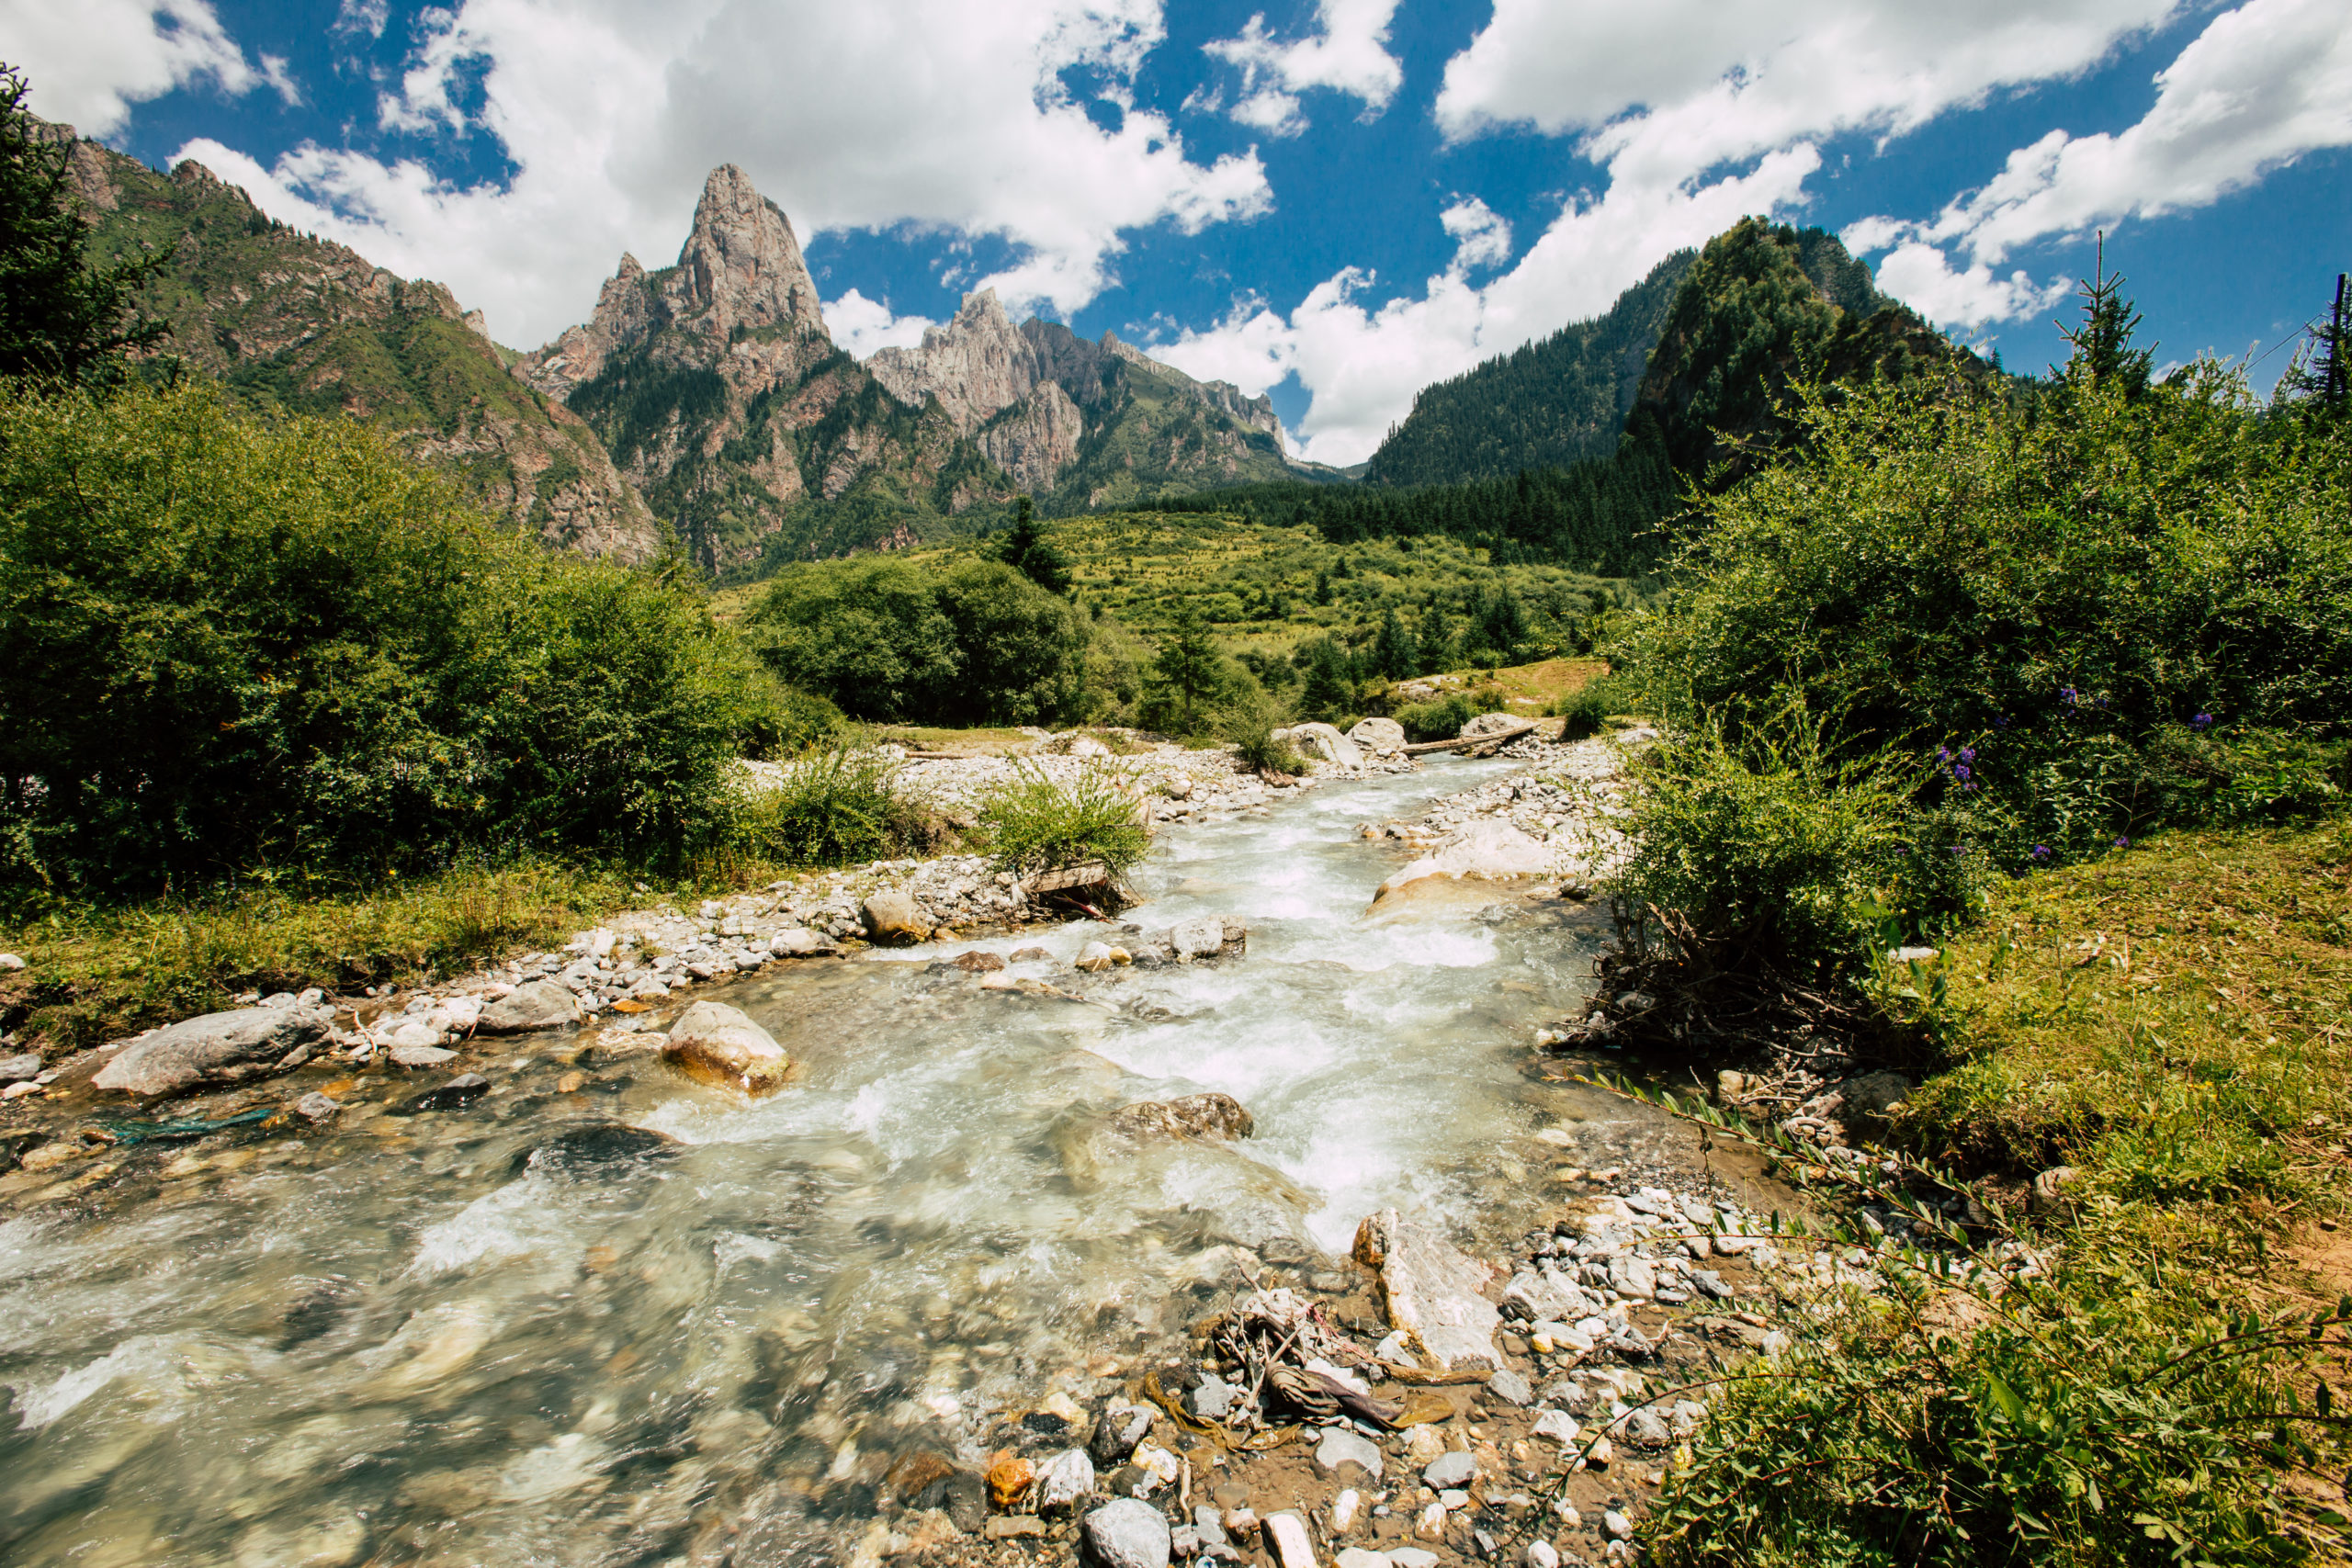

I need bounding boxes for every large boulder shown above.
[1346,716,1407,754]
[1461,710,1525,739]
[1159,914,1247,961]
[1287,722,1363,768]
[1372,820,1553,907]
[862,890,933,945]
[664,1000,789,1093]
[1353,1208,1501,1371]
[92,1005,331,1098]
[479,980,584,1034]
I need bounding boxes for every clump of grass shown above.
[1225,710,1307,776]
[738,749,933,867]
[978,763,1151,877]
[1550,670,1629,739]
[1396,690,1506,742]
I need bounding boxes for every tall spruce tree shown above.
[1417,601,1455,673]
[1295,637,1354,723]
[2057,232,2154,400]
[0,65,167,380]
[2280,272,2348,418]
[1372,606,1418,679]
[991,496,1070,595]
[1152,604,1219,732]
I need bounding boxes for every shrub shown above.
[978,763,1150,876]
[738,749,925,866]
[736,674,845,760]
[0,381,764,893]
[1226,711,1307,776]
[1609,702,1933,980]
[1395,687,1507,743]
[1552,671,1629,739]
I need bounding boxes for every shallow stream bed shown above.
[0,761,1727,1567]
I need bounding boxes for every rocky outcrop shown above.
[868,289,1039,433]
[56,128,661,563]
[1372,819,1556,907]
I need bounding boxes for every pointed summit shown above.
[867,287,1041,434]
[675,164,827,342]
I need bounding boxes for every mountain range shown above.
[57,130,1306,574]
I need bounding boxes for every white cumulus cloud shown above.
[166,0,1271,350]
[827,289,935,360]
[1201,0,1403,138]
[0,0,261,136]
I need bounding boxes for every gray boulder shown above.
[768,927,830,956]
[1461,711,1524,739]
[1083,1497,1172,1568]
[862,890,933,945]
[92,1005,330,1098]
[1287,722,1363,767]
[1036,1447,1096,1512]
[1163,914,1246,961]
[1487,1370,1534,1407]
[479,980,584,1034]
[0,1051,42,1084]
[664,999,789,1094]
[1346,716,1407,754]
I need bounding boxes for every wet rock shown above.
[291,1092,342,1125]
[1423,1452,1477,1490]
[664,1000,789,1094]
[1011,947,1050,962]
[390,1073,490,1115]
[862,891,933,945]
[1104,1093,1253,1143]
[1353,1208,1501,1371]
[390,1043,458,1068]
[987,1450,1035,1510]
[1487,1370,1533,1407]
[1167,914,1246,960]
[1037,1448,1095,1512]
[479,981,584,1034]
[1076,941,1116,972]
[1083,1497,1171,1568]
[1091,1402,1154,1468]
[0,1051,41,1084]
[1315,1427,1384,1480]
[1835,1070,1912,1140]
[1346,717,1407,754]
[1531,1410,1579,1445]
[514,1122,683,1177]
[1265,1512,1316,1568]
[953,950,1007,973]
[92,1004,331,1097]
[769,927,831,957]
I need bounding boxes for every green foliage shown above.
[741,556,1091,726]
[735,749,927,867]
[1148,603,1223,733]
[0,381,763,894]
[978,762,1150,875]
[0,65,167,381]
[2054,236,2154,401]
[1370,605,1418,679]
[1550,671,1628,739]
[1622,363,2352,865]
[990,495,1072,594]
[2277,272,2348,419]
[1293,635,1355,724]
[735,674,844,760]
[1394,688,1507,743]
[1226,710,1307,776]
[1610,703,1939,980]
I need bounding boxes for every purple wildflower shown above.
[1959,747,1976,763]
[2030,845,2052,861]
[2114,836,2130,850]
[2192,713,2213,730]
[1954,765,1971,781]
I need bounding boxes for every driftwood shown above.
[1399,718,1540,756]
[1022,863,1113,897]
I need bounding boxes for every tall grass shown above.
[978,763,1151,876]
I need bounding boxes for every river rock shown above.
[0,1051,42,1083]
[1163,915,1246,960]
[987,1451,1035,1509]
[1190,1372,1236,1421]
[953,950,1007,973]
[91,1004,331,1097]
[1104,1093,1253,1143]
[479,980,584,1034]
[769,927,830,956]
[1372,820,1553,908]
[390,1043,458,1068]
[1288,723,1363,767]
[1315,1427,1384,1480]
[863,891,933,945]
[1264,1513,1315,1568]
[1461,711,1524,739]
[1834,1070,1913,1140]
[1487,1370,1534,1406]
[1352,1209,1501,1371]
[1422,1452,1477,1489]
[515,1122,683,1177]
[1503,1265,1598,1324]
[1606,1257,1657,1299]
[1084,1498,1171,1568]
[1091,1401,1154,1467]
[1531,1409,1580,1444]
[291,1092,342,1124]
[1037,1448,1095,1512]
[663,1000,789,1093]
[1346,716,1407,754]
[390,1073,490,1114]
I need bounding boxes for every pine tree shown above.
[1372,606,1418,679]
[1153,604,1219,731]
[1417,601,1454,673]
[1296,637,1353,723]
[2057,231,2154,400]
[1313,570,1333,606]
[2280,272,2348,418]
[0,64,168,380]
[990,496,1070,594]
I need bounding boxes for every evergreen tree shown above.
[990,496,1070,595]
[0,64,168,380]
[1372,606,1418,679]
[1152,604,1219,731]
[2280,272,2349,418]
[1477,581,1531,664]
[1295,636,1353,723]
[1417,601,1455,672]
[2057,232,2154,400]
[1313,570,1333,605]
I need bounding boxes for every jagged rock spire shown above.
[675,164,827,341]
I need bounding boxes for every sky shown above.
[6,0,2348,466]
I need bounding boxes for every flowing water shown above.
[0,761,1710,1567]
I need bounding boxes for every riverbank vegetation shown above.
[1604,270,2352,1562]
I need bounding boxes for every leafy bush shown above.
[735,674,845,760]
[1610,703,1938,979]
[737,749,929,867]
[978,763,1150,876]
[1226,711,1308,776]
[1551,671,1630,739]
[741,556,1091,726]
[1396,687,1508,743]
[0,382,765,893]
[1622,367,2352,861]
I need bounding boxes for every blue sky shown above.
[8,0,2348,462]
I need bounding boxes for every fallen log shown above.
[1399,719,1540,756]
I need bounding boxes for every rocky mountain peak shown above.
[675,164,826,342]
[866,287,1040,436]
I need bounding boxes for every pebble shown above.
[1265,1512,1315,1568]
[1315,1427,1385,1480]
[1084,1497,1173,1568]
[0,953,22,970]
[1331,1487,1362,1532]
[1336,1551,1391,1568]
[1603,1509,1633,1540]
[986,1451,1034,1509]
[0,1052,41,1083]
[291,1092,342,1124]
[1422,1452,1476,1490]
[1035,1447,1094,1511]
[1525,1543,1559,1568]
[1388,1552,1439,1568]
[1487,1370,1533,1406]
[390,1043,458,1068]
